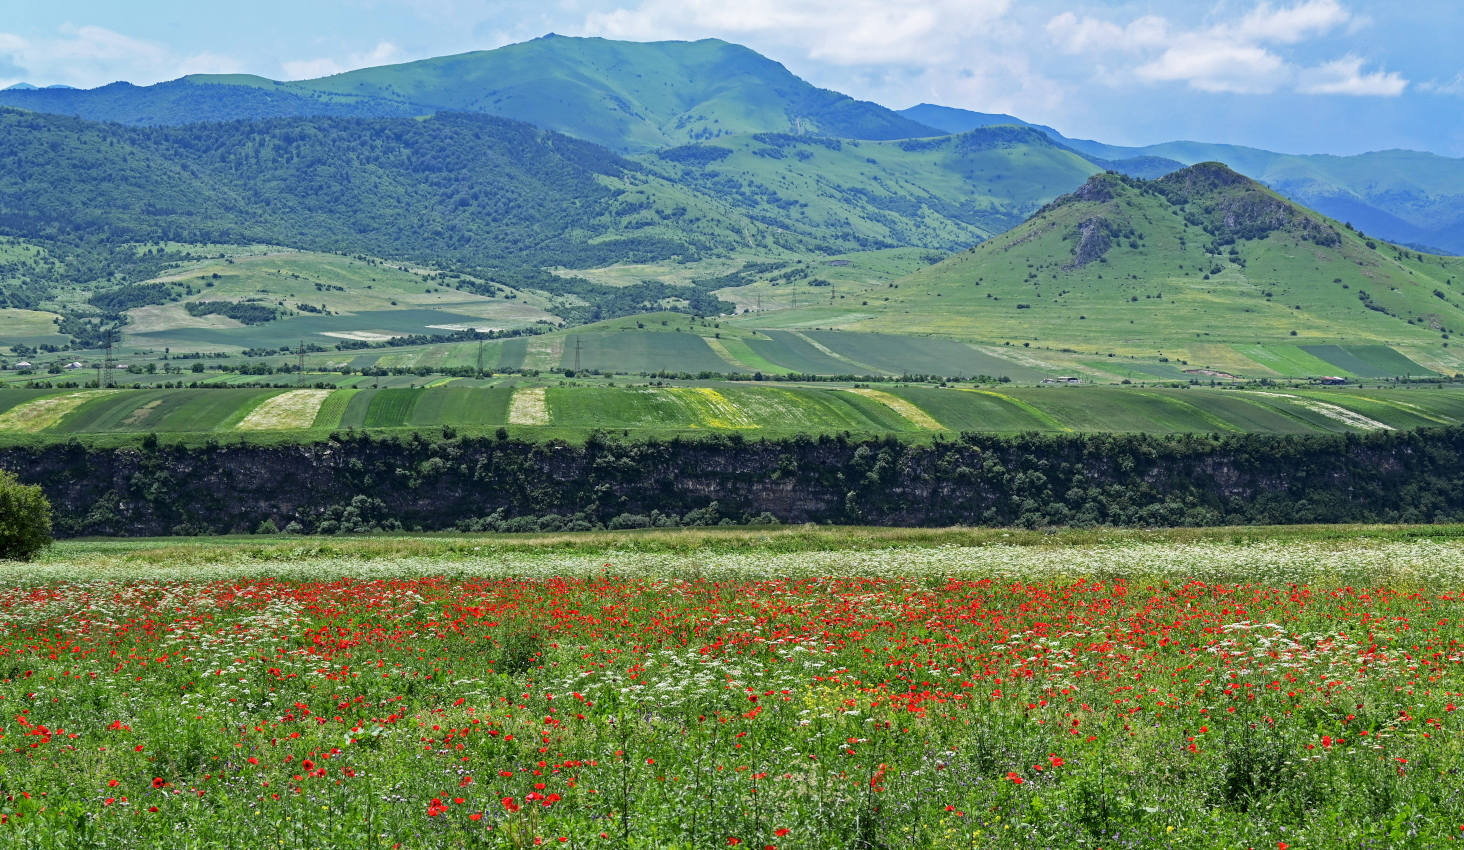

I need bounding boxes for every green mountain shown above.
[0,35,939,152]
[736,163,1464,378]
[641,126,1102,251]
[911,104,1464,255]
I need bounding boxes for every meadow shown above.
[1,525,1462,847]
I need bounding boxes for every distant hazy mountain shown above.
[0,35,940,151]
[911,104,1464,255]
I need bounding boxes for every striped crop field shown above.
[4,385,1464,439]
[0,390,122,432]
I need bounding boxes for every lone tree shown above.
[0,470,51,560]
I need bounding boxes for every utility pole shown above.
[573,337,582,373]
[297,340,306,384]
[756,292,761,311]
[476,337,485,379]
[101,336,114,389]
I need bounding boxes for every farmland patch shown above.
[235,390,332,430]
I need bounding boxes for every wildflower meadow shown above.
[1,527,1462,848]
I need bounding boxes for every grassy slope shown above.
[744,164,1464,376]
[640,127,1101,251]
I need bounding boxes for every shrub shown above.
[0,470,51,560]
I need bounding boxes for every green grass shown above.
[362,388,420,427]
[405,387,513,427]
[1301,344,1435,378]
[311,388,358,429]
[5,526,1464,847]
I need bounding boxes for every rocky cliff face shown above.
[4,428,1460,537]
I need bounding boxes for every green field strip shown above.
[1234,344,1351,378]
[1166,391,1319,434]
[496,338,529,370]
[842,388,943,430]
[807,332,1048,381]
[1127,391,1243,432]
[702,335,796,371]
[1339,346,1435,377]
[961,389,1070,432]
[312,389,359,429]
[1288,390,1456,429]
[879,387,1050,431]
[0,389,44,418]
[1083,360,1195,381]
[1340,390,1464,423]
[720,386,903,431]
[1233,391,1375,432]
[1301,345,1434,378]
[826,389,927,432]
[660,387,760,428]
[51,389,173,433]
[1000,389,1211,433]
[744,331,869,375]
[362,388,421,427]
[787,332,890,375]
[56,389,280,434]
[563,331,730,374]
[160,390,282,432]
[406,387,513,427]
[0,390,123,432]
[338,389,379,428]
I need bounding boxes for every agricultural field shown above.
[6,384,1464,440]
[2,526,1463,846]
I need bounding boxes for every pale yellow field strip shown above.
[523,337,564,371]
[703,337,753,372]
[664,387,759,429]
[235,390,332,431]
[844,388,944,430]
[507,387,550,425]
[0,390,120,432]
[1245,391,1393,431]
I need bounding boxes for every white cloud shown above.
[1136,42,1287,94]
[1046,0,1406,98]
[0,25,245,87]
[281,41,404,80]
[1419,74,1464,96]
[1231,0,1349,44]
[1297,55,1407,95]
[577,0,1063,119]
[583,0,1009,66]
[1046,12,1167,54]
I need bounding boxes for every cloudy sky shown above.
[3,1,1460,155]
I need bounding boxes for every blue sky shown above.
[3,1,1461,156]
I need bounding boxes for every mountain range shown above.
[1,34,1460,256]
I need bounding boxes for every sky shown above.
[2,0,1461,156]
